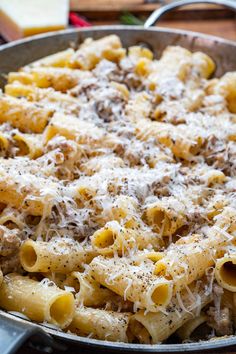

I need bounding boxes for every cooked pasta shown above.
[20,238,96,273]
[89,255,173,311]
[69,271,114,307]
[176,313,208,341]
[129,280,212,343]
[68,307,132,342]
[0,34,235,344]
[0,273,74,328]
[215,253,236,292]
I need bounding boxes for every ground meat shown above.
[0,226,22,274]
[0,253,21,275]
[204,139,236,177]
[0,226,21,257]
[46,136,79,160]
[207,284,234,336]
[207,306,233,336]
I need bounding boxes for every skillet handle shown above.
[0,314,65,354]
[144,0,236,28]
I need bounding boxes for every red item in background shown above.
[69,12,92,27]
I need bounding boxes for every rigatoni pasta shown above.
[154,230,230,291]
[91,220,161,255]
[0,273,74,328]
[215,253,236,292]
[20,238,96,273]
[129,281,212,343]
[176,313,208,341]
[0,34,235,345]
[70,271,114,307]
[68,307,132,342]
[12,131,43,158]
[89,256,173,311]
[0,94,53,133]
[69,35,125,70]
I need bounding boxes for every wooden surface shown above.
[70,1,236,41]
[156,19,236,41]
[1,3,236,354]
[89,18,236,41]
[70,0,230,14]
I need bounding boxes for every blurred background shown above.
[70,0,236,40]
[0,0,235,43]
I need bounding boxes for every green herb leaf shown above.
[120,12,144,26]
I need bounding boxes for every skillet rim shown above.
[1,309,236,352]
[0,25,236,52]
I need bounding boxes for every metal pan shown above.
[0,0,236,353]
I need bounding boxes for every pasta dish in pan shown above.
[0,35,235,343]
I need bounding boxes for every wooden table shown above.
[1,3,235,354]
[70,1,236,41]
[90,18,236,41]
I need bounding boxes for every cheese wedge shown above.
[0,0,69,42]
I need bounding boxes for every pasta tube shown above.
[66,272,132,311]
[10,67,92,92]
[100,195,139,227]
[215,253,236,292]
[198,168,226,186]
[70,35,125,70]
[206,195,229,220]
[129,46,153,61]
[214,207,236,234]
[133,251,164,265]
[68,307,132,342]
[147,46,215,90]
[5,82,81,115]
[154,230,230,292]
[190,51,215,78]
[126,92,152,123]
[129,281,212,343]
[80,155,125,177]
[8,72,34,85]
[144,197,187,236]
[148,46,192,87]
[20,239,96,273]
[24,48,75,69]
[44,113,106,144]
[0,169,58,216]
[5,82,37,98]
[0,207,24,229]
[44,113,122,153]
[176,313,208,341]
[89,256,173,311]
[12,132,43,158]
[0,95,53,133]
[91,221,161,255]
[0,273,75,328]
[0,133,9,157]
[209,72,236,113]
[135,118,204,160]
[71,271,116,307]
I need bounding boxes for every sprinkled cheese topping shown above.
[0,35,235,344]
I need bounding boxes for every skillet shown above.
[0,0,236,353]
